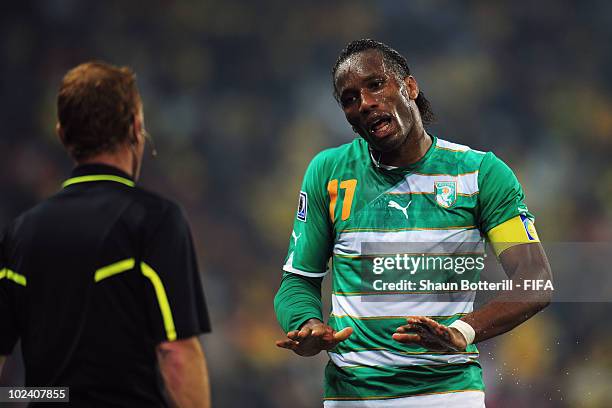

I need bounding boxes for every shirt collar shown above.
[62,164,135,188]
[369,134,437,173]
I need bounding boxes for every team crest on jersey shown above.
[434,181,457,208]
[297,191,308,222]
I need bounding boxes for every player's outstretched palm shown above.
[392,316,467,352]
[276,319,353,357]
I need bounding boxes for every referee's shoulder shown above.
[128,186,190,228]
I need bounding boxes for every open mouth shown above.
[368,115,394,139]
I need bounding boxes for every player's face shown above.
[335,50,419,153]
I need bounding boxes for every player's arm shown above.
[274,272,324,333]
[274,273,352,356]
[395,238,552,350]
[157,336,210,408]
[460,241,551,343]
[394,153,551,350]
[462,154,552,342]
[274,152,352,356]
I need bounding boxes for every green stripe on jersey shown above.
[324,360,484,400]
[328,314,479,357]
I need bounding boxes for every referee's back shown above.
[0,61,211,407]
[1,164,210,406]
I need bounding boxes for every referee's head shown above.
[56,61,146,179]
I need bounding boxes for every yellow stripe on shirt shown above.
[141,262,177,341]
[0,268,27,286]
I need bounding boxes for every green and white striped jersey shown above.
[283,135,533,404]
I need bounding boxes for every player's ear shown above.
[404,76,419,100]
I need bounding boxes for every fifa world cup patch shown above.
[434,181,457,208]
[520,213,538,241]
[297,191,308,222]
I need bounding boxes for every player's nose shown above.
[359,89,379,113]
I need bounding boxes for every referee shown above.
[0,62,211,407]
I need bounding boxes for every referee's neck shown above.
[76,146,137,180]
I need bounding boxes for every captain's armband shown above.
[487,214,540,257]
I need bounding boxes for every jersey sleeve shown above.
[141,204,211,344]
[274,272,323,333]
[282,152,334,277]
[478,152,540,256]
[0,226,19,355]
[478,152,534,231]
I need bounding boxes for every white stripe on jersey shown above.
[324,390,485,407]
[387,171,480,195]
[333,229,484,256]
[436,139,470,152]
[283,252,328,277]
[331,292,475,318]
[328,350,479,368]
[436,138,486,154]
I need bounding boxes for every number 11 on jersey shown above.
[327,179,357,222]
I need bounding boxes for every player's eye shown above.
[370,79,384,90]
[341,95,358,107]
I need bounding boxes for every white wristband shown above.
[449,320,476,345]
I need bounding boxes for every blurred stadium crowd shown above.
[1,1,611,406]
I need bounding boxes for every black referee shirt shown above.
[0,164,211,407]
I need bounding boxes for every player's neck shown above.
[380,128,432,168]
[77,148,136,179]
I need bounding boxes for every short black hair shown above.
[332,39,435,125]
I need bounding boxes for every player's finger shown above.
[297,327,312,339]
[310,325,327,337]
[396,324,416,333]
[422,319,450,338]
[397,322,426,333]
[275,339,299,349]
[420,316,443,329]
[392,332,421,344]
[333,327,353,342]
[287,330,300,340]
[407,317,434,333]
[407,316,432,327]
[409,318,444,337]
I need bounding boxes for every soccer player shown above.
[274,39,552,407]
[0,62,211,407]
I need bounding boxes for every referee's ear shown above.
[131,109,145,148]
[56,122,66,146]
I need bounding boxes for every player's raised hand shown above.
[392,316,467,352]
[275,318,353,357]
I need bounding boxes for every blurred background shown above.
[1,0,611,406]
